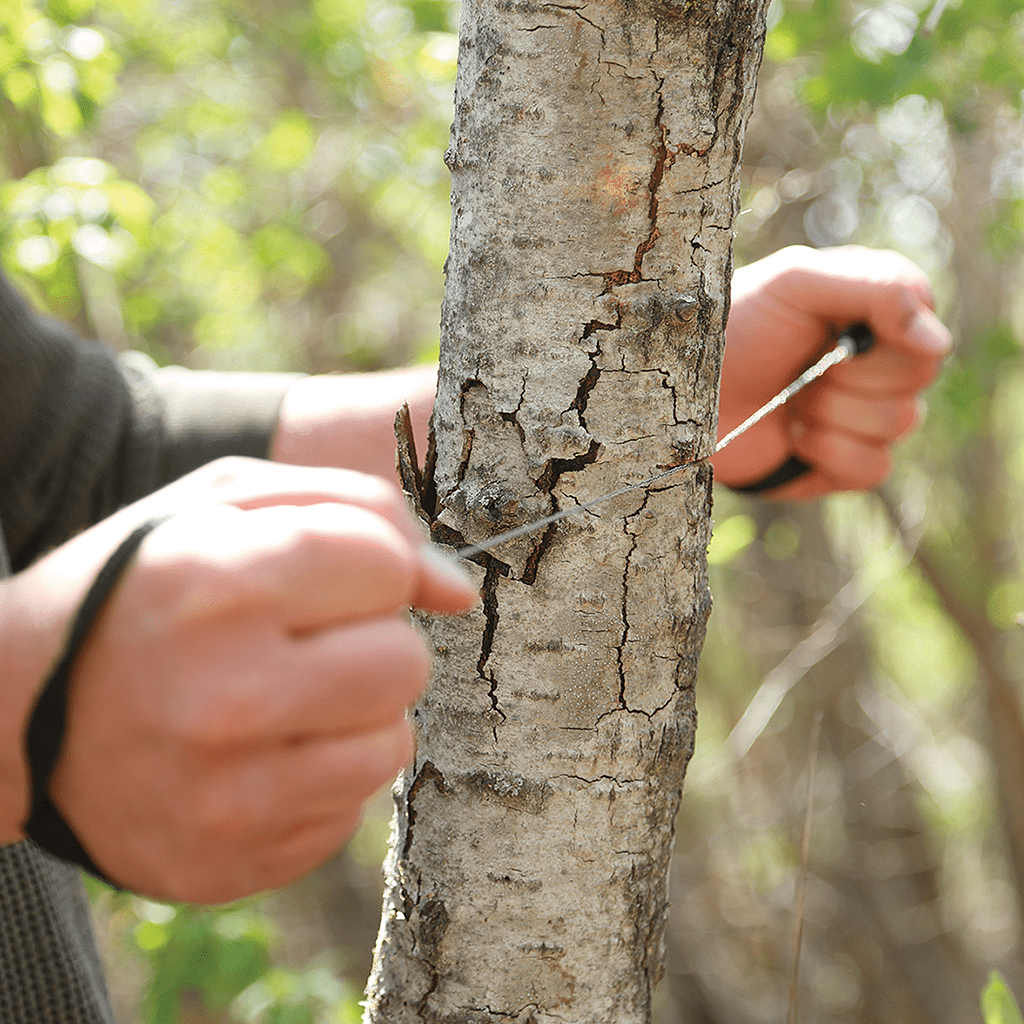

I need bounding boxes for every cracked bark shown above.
[366,1,768,1020]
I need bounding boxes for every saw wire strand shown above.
[455,335,857,560]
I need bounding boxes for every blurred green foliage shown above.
[768,0,1024,117]
[1,0,457,369]
[86,878,364,1022]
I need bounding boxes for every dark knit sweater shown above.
[0,269,298,1023]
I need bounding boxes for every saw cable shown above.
[455,323,875,560]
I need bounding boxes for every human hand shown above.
[7,458,476,903]
[713,245,952,499]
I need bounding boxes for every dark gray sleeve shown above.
[0,270,301,572]
[147,363,304,484]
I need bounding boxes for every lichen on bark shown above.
[366,1,769,1020]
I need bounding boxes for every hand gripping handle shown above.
[731,322,875,495]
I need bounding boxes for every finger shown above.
[712,417,792,490]
[237,808,366,901]
[148,503,477,631]
[257,719,414,823]
[790,425,893,494]
[173,457,429,548]
[413,544,480,612]
[793,388,922,445]
[768,246,953,359]
[176,722,413,902]
[147,614,425,748]
[824,332,947,394]
[202,719,414,836]
[81,459,432,602]
[163,806,366,905]
[716,354,928,488]
[264,617,431,739]
[145,503,423,630]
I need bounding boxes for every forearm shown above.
[271,364,437,479]
[0,573,65,843]
[0,269,297,570]
[0,272,155,569]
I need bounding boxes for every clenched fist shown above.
[3,457,477,903]
[714,245,952,497]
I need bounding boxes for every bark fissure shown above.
[455,378,485,488]
[569,354,602,420]
[601,78,674,291]
[581,318,619,337]
[520,520,560,586]
[402,761,448,862]
[520,337,604,583]
[533,439,602,494]
[477,563,502,680]
[415,968,440,1023]
[558,773,645,785]
[615,494,647,710]
[542,2,608,48]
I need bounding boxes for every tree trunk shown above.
[366,1,768,1019]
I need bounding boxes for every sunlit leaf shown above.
[982,972,1024,1024]
[708,514,757,566]
[257,111,317,170]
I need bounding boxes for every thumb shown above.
[413,544,480,612]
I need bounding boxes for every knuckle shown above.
[198,455,264,491]
[133,521,256,625]
[265,516,321,572]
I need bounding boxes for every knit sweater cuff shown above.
[149,364,305,485]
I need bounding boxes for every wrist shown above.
[0,533,107,844]
[0,572,64,843]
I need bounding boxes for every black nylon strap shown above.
[731,454,813,495]
[23,514,173,883]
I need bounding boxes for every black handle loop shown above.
[23,514,172,883]
[731,454,814,495]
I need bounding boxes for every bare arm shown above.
[271,364,437,478]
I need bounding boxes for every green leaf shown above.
[982,972,1024,1024]
[708,514,757,566]
[257,110,317,170]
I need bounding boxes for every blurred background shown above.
[2,0,1024,1019]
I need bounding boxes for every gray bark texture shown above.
[367,1,768,1020]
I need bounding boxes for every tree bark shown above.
[367,1,768,1019]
